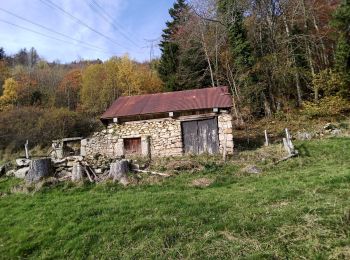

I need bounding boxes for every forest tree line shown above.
[0,47,163,151]
[158,0,349,120]
[0,0,349,153]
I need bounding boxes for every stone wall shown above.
[83,118,183,158]
[218,112,234,154]
[82,112,234,158]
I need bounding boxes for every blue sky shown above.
[0,0,174,63]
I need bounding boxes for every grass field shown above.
[0,138,349,259]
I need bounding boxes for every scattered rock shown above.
[242,165,262,174]
[14,167,30,179]
[191,178,214,188]
[16,158,31,167]
[295,131,313,140]
[331,129,342,135]
[5,169,15,177]
[66,156,83,162]
[324,123,337,130]
[94,168,102,174]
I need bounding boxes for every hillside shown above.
[0,138,349,259]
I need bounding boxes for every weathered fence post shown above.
[283,128,296,155]
[264,130,269,146]
[25,140,29,159]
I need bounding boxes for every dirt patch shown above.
[191,178,214,188]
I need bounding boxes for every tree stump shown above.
[25,158,53,183]
[71,163,84,182]
[109,160,129,183]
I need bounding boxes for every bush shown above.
[0,107,101,152]
[301,96,350,118]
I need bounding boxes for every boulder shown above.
[14,167,30,179]
[16,158,31,167]
[242,165,262,174]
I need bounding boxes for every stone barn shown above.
[82,86,234,158]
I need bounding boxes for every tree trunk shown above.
[72,162,84,182]
[25,158,53,183]
[109,159,129,183]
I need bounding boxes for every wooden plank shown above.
[182,120,199,154]
[182,118,219,155]
[198,118,219,154]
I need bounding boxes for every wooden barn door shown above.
[182,118,219,155]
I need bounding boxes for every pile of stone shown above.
[7,158,32,179]
[1,154,170,187]
[323,123,342,135]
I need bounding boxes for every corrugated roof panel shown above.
[101,86,232,119]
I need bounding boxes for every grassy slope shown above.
[0,138,349,259]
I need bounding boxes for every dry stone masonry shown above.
[83,112,234,158]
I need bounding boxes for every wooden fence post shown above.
[264,130,269,146]
[25,140,29,159]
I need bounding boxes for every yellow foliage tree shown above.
[0,78,19,111]
[81,55,164,113]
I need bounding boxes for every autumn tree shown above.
[0,78,19,110]
[57,69,82,110]
[81,56,164,113]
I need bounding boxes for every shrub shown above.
[0,107,101,152]
[301,96,350,118]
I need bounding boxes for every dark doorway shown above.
[181,118,219,155]
[124,137,141,155]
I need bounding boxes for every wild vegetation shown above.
[0,48,163,156]
[0,138,349,258]
[158,0,350,120]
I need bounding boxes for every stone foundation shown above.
[83,112,234,158]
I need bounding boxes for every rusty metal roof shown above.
[101,86,232,120]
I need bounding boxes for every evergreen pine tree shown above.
[332,0,350,81]
[158,0,187,91]
[218,0,253,72]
